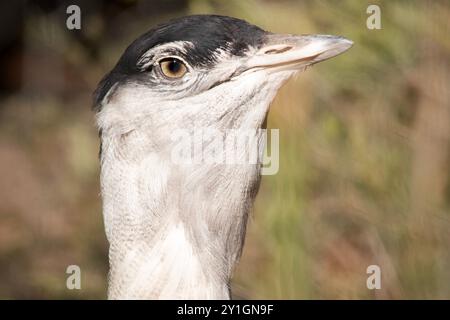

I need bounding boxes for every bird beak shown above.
[240,34,353,74]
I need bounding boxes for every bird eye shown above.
[159,58,187,79]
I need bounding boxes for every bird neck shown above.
[100,132,263,299]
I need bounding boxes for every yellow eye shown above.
[159,58,187,78]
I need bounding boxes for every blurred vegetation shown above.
[0,0,449,299]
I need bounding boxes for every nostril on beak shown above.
[264,45,293,55]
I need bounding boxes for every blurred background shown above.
[0,0,449,299]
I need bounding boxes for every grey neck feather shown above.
[98,67,291,299]
[102,145,263,299]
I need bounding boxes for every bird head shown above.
[94,15,352,157]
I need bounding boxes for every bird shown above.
[93,14,352,299]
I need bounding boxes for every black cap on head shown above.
[94,15,267,110]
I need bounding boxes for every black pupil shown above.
[168,60,181,73]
